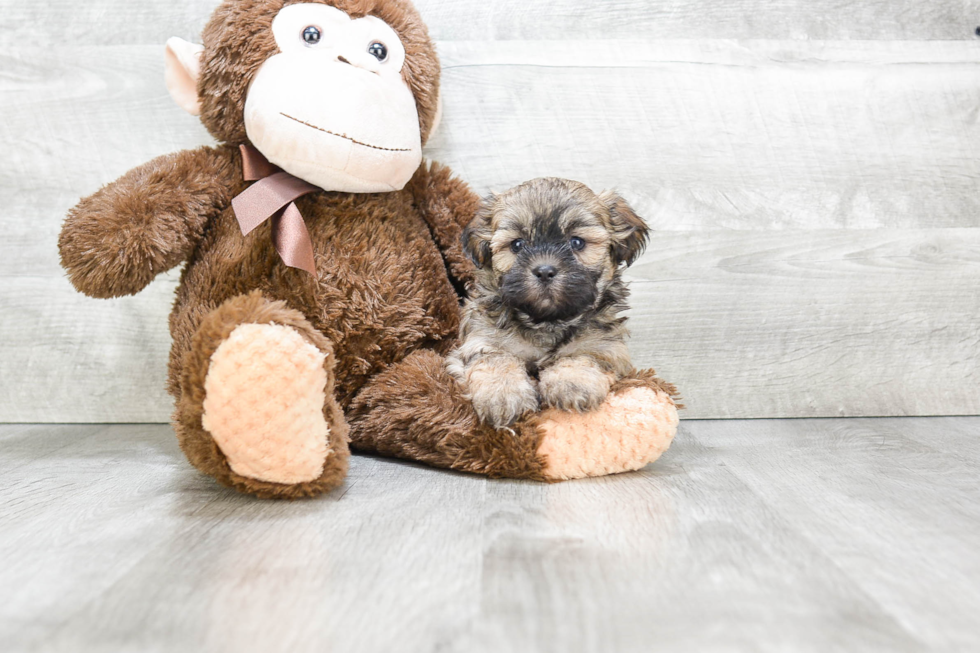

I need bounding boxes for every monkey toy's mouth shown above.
[279,112,412,153]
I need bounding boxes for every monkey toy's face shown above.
[245,4,421,192]
[165,1,436,194]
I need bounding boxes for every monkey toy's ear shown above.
[428,93,444,140]
[600,190,650,267]
[461,199,494,269]
[164,37,205,116]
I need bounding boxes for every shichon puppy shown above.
[447,177,650,428]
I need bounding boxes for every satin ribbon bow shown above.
[231,143,320,275]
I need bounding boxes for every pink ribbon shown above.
[232,144,319,275]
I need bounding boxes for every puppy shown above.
[446,177,650,429]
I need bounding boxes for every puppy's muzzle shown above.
[500,247,597,322]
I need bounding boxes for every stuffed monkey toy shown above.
[58,0,680,499]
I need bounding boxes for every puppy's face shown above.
[463,178,650,323]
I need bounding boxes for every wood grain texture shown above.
[688,418,980,651]
[7,40,979,238]
[0,276,178,422]
[625,229,980,418]
[419,1,980,41]
[2,34,979,419]
[2,419,979,652]
[4,229,977,421]
[2,0,979,44]
[7,40,980,263]
[430,40,980,231]
[896,416,980,464]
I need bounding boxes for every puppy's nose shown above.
[532,264,558,282]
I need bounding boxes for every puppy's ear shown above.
[461,198,495,269]
[600,190,650,267]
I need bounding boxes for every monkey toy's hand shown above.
[538,356,614,413]
[59,146,238,299]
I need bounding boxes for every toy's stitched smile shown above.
[280,113,412,152]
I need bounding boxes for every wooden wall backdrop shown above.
[1,0,979,422]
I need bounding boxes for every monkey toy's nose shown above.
[532,264,558,282]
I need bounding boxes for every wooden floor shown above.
[2,419,979,652]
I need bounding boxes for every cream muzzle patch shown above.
[243,3,423,193]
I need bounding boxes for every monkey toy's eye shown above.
[302,26,321,45]
[569,237,586,251]
[510,239,526,253]
[368,41,388,61]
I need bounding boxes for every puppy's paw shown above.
[539,358,613,413]
[471,376,539,429]
[465,359,539,429]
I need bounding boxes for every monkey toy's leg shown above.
[347,349,679,482]
[172,291,349,498]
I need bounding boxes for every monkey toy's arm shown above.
[58,145,240,298]
[407,160,481,293]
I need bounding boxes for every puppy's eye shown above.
[368,41,388,61]
[569,237,586,251]
[303,26,321,45]
[510,239,526,253]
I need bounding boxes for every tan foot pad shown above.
[536,388,678,481]
[202,323,330,485]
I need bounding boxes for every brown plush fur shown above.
[59,146,240,298]
[58,0,678,498]
[347,349,549,480]
[166,159,467,407]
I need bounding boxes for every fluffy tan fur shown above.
[447,178,650,428]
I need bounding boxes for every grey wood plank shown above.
[8,40,980,276]
[684,418,980,651]
[420,0,980,42]
[5,39,979,266]
[625,229,980,419]
[895,416,980,464]
[0,425,212,652]
[4,39,980,421]
[0,275,179,423]
[2,0,979,45]
[4,228,977,421]
[430,40,980,232]
[0,424,486,653]
[8,421,973,652]
[459,455,925,653]
[0,0,220,46]
[0,423,104,473]
[0,46,215,280]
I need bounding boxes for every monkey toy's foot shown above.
[202,323,332,484]
[175,292,349,499]
[533,374,679,480]
[346,350,679,482]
